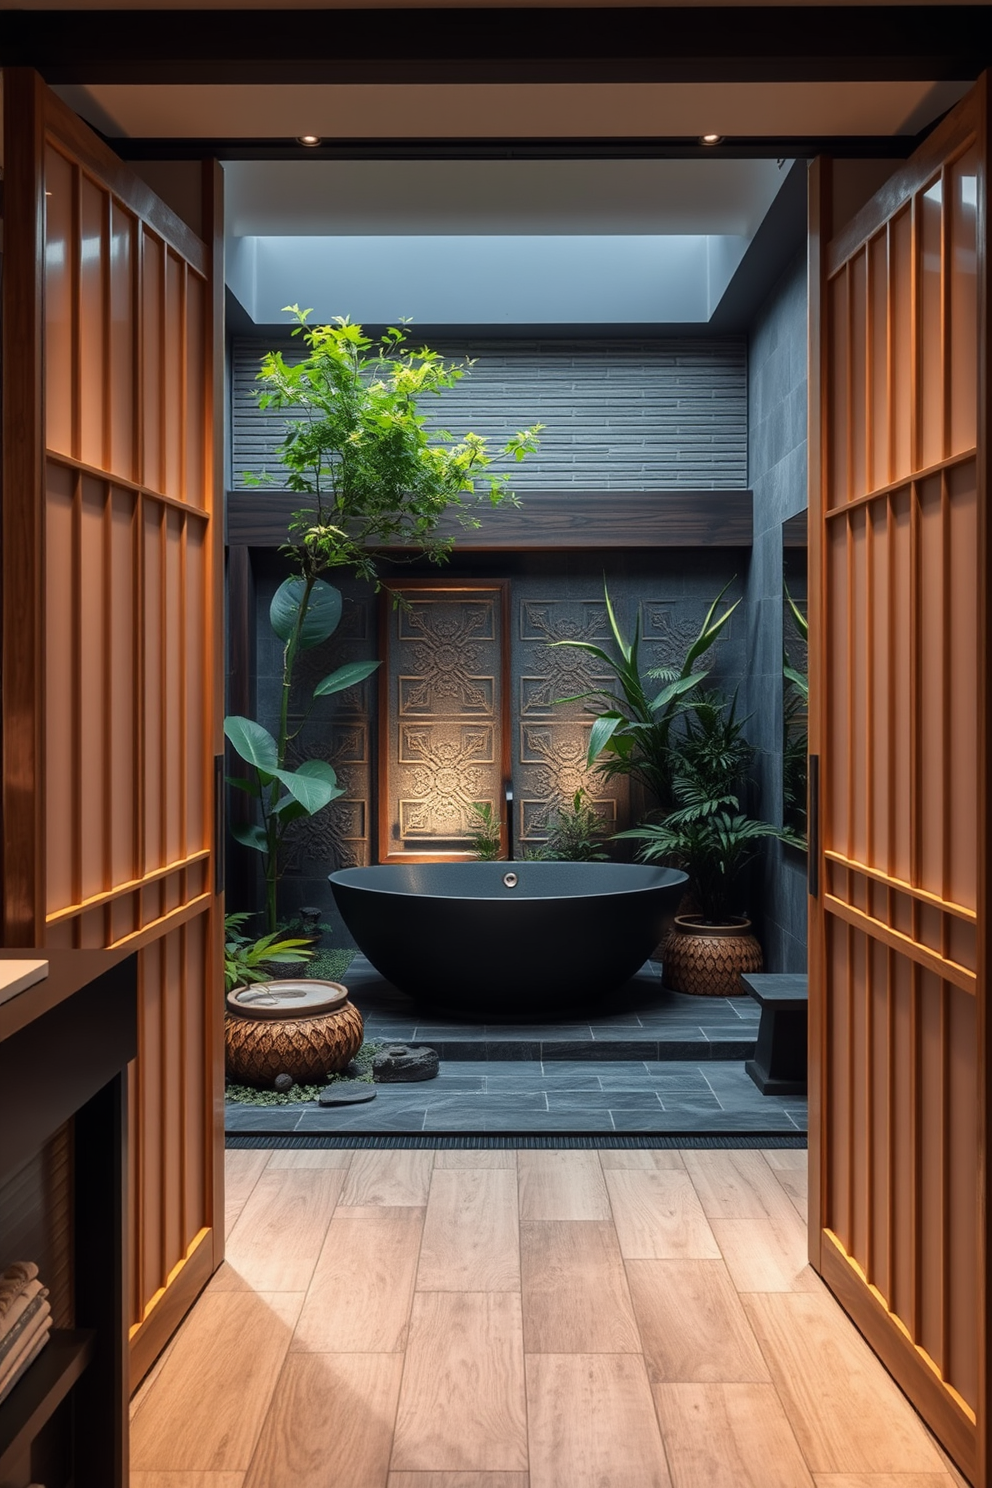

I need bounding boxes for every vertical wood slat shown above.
[806,152,831,1262]
[1,70,47,945]
[202,155,228,1278]
[975,67,991,1488]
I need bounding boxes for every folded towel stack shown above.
[0,1262,52,1406]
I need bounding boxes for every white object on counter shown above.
[0,960,49,1009]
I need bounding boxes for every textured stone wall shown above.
[744,249,809,973]
[232,335,748,492]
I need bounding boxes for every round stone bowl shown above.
[224,978,364,1088]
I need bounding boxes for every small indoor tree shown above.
[226,309,542,930]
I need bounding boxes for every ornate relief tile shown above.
[517,598,611,717]
[517,721,620,842]
[283,725,371,873]
[639,599,734,669]
[384,588,504,852]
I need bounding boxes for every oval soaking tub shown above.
[329,861,687,1017]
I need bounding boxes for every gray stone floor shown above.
[225,955,807,1138]
[225,1058,807,1137]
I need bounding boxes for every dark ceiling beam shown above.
[111,134,919,162]
[2,7,986,86]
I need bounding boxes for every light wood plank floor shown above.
[129,1148,970,1488]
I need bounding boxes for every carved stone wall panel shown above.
[512,593,627,844]
[383,585,505,857]
[283,724,372,874]
[639,597,739,684]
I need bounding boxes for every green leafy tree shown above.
[245,307,543,586]
[228,310,542,930]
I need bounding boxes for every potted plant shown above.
[616,692,787,995]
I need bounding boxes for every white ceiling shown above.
[223,158,788,237]
[57,78,970,142]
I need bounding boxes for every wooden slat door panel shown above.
[1,68,225,1389]
[809,78,987,1482]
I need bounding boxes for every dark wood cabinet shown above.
[0,949,136,1488]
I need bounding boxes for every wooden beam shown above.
[6,8,988,86]
[225,489,753,549]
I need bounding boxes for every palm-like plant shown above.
[224,913,314,995]
[551,581,740,809]
[616,693,786,923]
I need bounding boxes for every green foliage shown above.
[244,308,543,588]
[523,789,609,862]
[223,912,314,994]
[551,581,740,809]
[616,692,786,923]
[228,309,541,926]
[225,573,381,932]
[467,801,503,860]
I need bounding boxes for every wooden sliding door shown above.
[809,78,988,1480]
[1,69,225,1385]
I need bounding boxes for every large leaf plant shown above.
[616,692,786,923]
[551,581,740,810]
[225,576,379,934]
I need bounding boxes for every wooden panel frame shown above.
[377,578,512,864]
[809,76,990,1484]
[1,67,226,1393]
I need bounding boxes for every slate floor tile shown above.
[546,1091,663,1113]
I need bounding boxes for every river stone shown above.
[372,1044,440,1083]
[273,1073,294,1093]
[318,1082,377,1106]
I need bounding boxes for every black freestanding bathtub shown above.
[329,861,687,1017]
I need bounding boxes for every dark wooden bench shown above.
[740,972,808,1096]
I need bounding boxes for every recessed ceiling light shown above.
[298,134,322,147]
[700,133,724,145]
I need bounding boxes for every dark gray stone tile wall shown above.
[232,335,747,491]
[744,248,809,973]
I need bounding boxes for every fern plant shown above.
[467,801,503,860]
[524,789,609,862]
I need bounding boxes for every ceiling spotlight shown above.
[700,133,724,146]
[297,134,322,147]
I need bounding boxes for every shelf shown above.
[0,1328,96,1477]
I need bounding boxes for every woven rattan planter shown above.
[661,915,763,997]
[224,979,364,1087]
